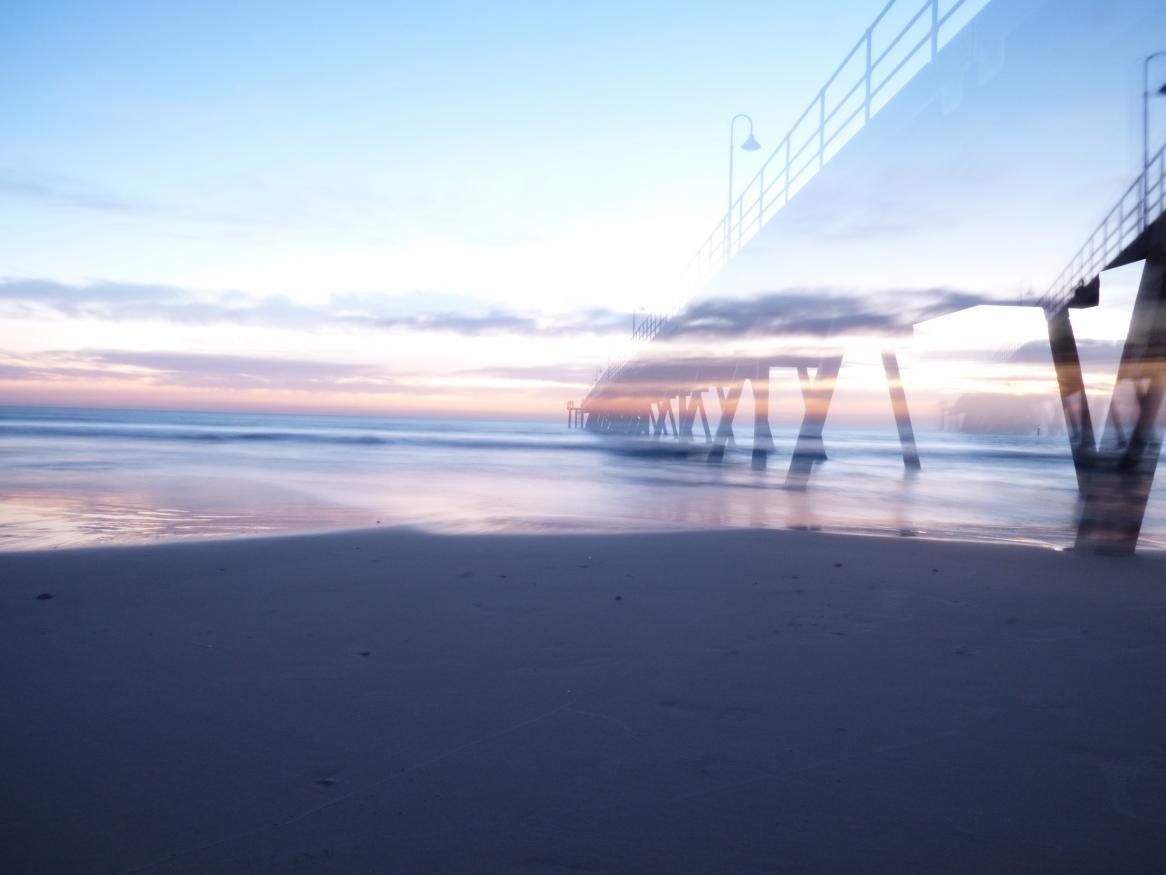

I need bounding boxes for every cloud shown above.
[667,288,996,339]
[0,279,323,326]
[0,169,163,216]
[0,347,612,401]
[0,349,602,396]
[1005,338,1123,365]
[0,168,358,229]
[0,278,1005,342]
[0,349,408,394]
[360,307,629,336]
[0,278,632,338]
[90,350,384,385]
[455,362,601,384]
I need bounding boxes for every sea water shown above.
[0,405,1162,551]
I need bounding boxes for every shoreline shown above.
[4,527,1166,872]
[8,520,1164,562]
[10,404,1164,556]
[8,515,1157,558]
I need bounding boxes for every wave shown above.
[0,422,1075,462]
[0,410,1075,465]
[0,422,597,454]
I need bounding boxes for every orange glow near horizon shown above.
[0,377,582,420]
[1,345,1122,429]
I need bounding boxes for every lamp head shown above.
[741,133,761,151]
[1159,82,1166,95]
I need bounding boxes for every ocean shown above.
[1,404,1162,552]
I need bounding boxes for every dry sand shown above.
[2,527,1166,873]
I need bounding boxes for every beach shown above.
[3,527,1166,873]
[5,405,1163,553]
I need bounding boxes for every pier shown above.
[570,0,1166,553]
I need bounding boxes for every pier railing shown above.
[624,0,988,355]
[1039,141,1166,311]
[583,0,990,404]
[630,312,671,343]
[688,0,987,283]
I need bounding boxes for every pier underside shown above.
[572,189,1166,553]
[575,348,921,486]
[1047,236,1166,555]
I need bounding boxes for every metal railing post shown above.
[758,166,765,223]
[568,0,995,390]
[1159,149,1164,217]
[784,136,791,204]
[864,28,872,122]
[931,0,939,58]
[819,90,826,169]
[738,197,743,252]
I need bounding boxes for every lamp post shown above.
[1142,51,1166,231]
[726,113,761,257]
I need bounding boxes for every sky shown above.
[0,0,1164,422]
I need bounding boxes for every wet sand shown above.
[2,528,1165,873]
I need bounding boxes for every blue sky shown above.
[0,0,888,296]
[0,0,1164,419]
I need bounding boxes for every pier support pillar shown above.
[715,387,738,444]
[677,393,696,442]
[695,391,712,443]
[654,399,676,437]
[1075,254,1166,554]
[796,366,828,461]
[1046,306,1096,492]
[881,350,921,470]
[708,381,743,462]
[751,362,776,468]
[787,354,843,488]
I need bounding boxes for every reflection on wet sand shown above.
[0,489,374,551]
